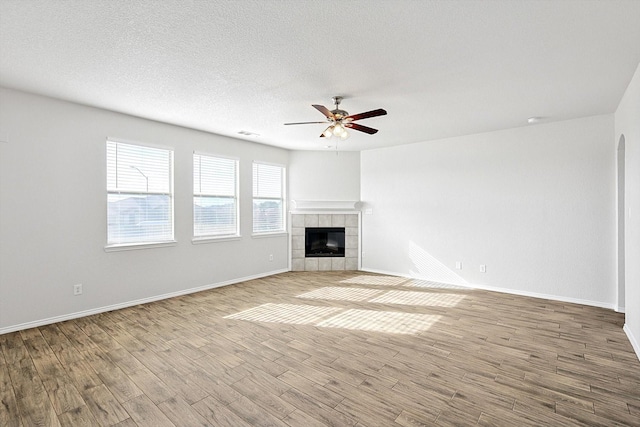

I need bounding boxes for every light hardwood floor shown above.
[1,271,639,426]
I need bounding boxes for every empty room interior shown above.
[1,1,640,426]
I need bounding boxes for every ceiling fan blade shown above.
[345,108,387,122]
[312,104,335,120]
[284,121,328,125]
[345,122,379,135]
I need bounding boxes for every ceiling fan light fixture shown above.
[332,123,346,136]
[322,127,333,138]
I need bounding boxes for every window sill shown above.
[251,231,288,239]
[192,235,242,244]
[104,241,177,252]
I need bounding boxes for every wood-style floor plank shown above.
[120,395,174,427]
[57,404,100,427]
[1,271,639,426]
[191,396,252,427]
[80,384,130,426]
[0,363,22,427]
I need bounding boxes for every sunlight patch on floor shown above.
[369,290,466,307]
[316,309,441,335]
[340,275,409,286]
[225,303,441,335]
[404,280,469,290]
[224,303,340,325]
[296,287,383,302]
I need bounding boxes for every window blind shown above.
[252,162,285,233]
[193,154,238,237]
[106,140,174,245]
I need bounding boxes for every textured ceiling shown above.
[1,0,639,151]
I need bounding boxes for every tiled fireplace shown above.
[290,201,361,271]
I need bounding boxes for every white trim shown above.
[252,159,286,168]
[290,209,361,215]
[357,212,362,270]
[359,267,614,309]
[107,136,174,151]
[615,305,625,313]
[105,240,178,252]
[624,324,640,362]
[192,235,242,244]
[467,282,615,310]
[288,221,292,271]
[193,150,239,162]
[0,269,289,336]
[252,231,288,239]
[359,268,471,288]
[291,200,361,211]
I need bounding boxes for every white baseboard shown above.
[624,324,640,362]
[467,282,615,310]
[0,269,289,335]
[360,267,470,287]
[359,268,615,310]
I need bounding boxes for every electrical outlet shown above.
[480,265,486,273]
[269,254,274,262]
[455,261,462,270]
[73,284,83,295]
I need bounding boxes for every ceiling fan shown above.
[284,96,387,140]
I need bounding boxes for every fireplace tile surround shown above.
[290,213,360,271]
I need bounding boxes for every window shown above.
[193,153,239,238]
[253,162,285,233]
[106,139,174,246]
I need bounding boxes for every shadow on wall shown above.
[409,241,469,287]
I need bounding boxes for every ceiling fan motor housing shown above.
[331,96,348,121]
[331,109,349,121]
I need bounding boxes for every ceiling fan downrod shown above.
[330,96,349,120]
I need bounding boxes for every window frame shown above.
[192,152,240,242]
[252,161,287,236]
[105,138,175,251]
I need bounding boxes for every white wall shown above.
[615,62,640,359]
[361,115,616,307]
[288,150,360,202]
[0,88,289,333]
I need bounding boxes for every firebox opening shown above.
[305,227,345,257]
